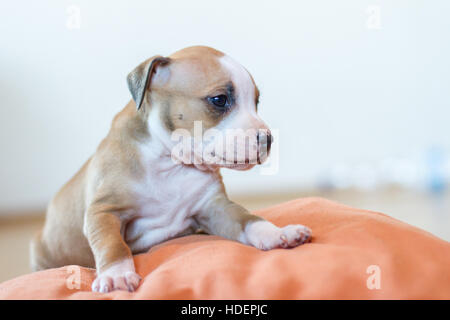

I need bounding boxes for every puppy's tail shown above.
[30,230,53,272]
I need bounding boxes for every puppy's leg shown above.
[84,208,141,293]
[195,196,312,250]
[30,230,53,271]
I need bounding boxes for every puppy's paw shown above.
[278,224,312,248]
[243,220,312,250]
[92,259,141,293]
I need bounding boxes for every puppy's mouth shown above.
[213,155,259,170]
[209,148,269,168]
[221,162,255,170]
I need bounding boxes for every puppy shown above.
[30,46,312,293]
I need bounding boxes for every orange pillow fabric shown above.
[0,197,449,299]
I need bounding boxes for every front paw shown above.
[244,221,312,250]
[92,259,141,293]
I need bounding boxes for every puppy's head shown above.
[127,46,272,170]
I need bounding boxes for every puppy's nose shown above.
[257,131,273,153]
[267,132,273,152]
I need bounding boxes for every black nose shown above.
[257,131,273,153]
[266,132,273,152]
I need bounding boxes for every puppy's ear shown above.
[127,56,171,110]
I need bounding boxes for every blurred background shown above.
[1,0,449,282]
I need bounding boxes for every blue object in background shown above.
[426,146,447,194]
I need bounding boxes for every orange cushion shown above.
[1,197,449,299]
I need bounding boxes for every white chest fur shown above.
[123,142,222,254]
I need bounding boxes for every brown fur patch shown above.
[149,46,237,133]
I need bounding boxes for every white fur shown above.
[219,55,256,115]
[92,258,141,293]
[217,55,270,165]
[242,220,312,250]
[122,106,223,254]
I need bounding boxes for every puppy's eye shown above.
[209,95,228,108]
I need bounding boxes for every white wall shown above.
[1,0,449,212]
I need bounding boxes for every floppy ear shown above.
[127,56,171,110]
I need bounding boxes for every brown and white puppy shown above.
[30,46,312,293]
